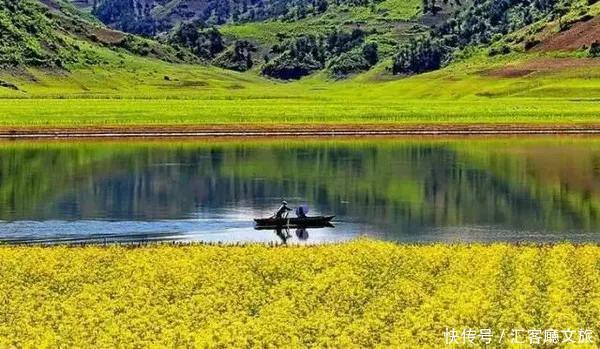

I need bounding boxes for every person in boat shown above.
[274,200,292,219]
[295,204,308,218]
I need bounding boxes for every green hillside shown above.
[0,0,598,127]
[76,0,599,79]
[0,0,196,67]
[90,0,426,35]
[1,50,598,126]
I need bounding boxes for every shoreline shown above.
[5,238,600,248]
[1,123,599,138]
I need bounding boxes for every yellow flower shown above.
[0,241,598,347]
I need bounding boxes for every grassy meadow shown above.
[1,240,599,347]
[0,42,599,127]
[1,0,598,128]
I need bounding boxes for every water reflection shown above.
[264,226,329,244]
[295,228,309,241]
[275,227,291,244]
[0,137,597,244]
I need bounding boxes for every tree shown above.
[402,0,566,75]
[328,42,379,78]
[169,22,225,60]
[590,41,600,58]
[422,0,438,15]
[553,4,570,31]
[392,37,446,75]
[315,0,328,13]
[214,41,256,72]
[262,35,325,79]
[362,42,378,66]
[325,29,366,57]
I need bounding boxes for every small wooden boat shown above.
[254,215,335,228]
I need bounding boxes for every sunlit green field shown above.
[0,44,598,127]
[1,240,599,347]
[0,98,598,126]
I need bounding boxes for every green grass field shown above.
[0,42,599,127]
[0,98,598,127]
[1,0,598,128]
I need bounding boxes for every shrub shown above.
[392,37,447,75]
[169,22,225,60]
[213,41,256,72]
[328,43,378,77]
[590,41,600,58]
[488,44,511,56]
[328,50,371,77]
[262,35,325,79]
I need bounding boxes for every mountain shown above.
[0,0,79,67]
[86,0,430,36]
[66,0,599,80]
[0,0,195,69]
[0,0,597,88]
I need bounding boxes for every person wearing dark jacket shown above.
[295,204,308,218]
[274,200,292,219]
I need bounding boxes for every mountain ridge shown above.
[0,0,597,90]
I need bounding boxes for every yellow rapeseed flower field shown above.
[0,241,599,348]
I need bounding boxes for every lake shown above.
[0,137,598,244]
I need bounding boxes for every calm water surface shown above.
[0,137,598,244]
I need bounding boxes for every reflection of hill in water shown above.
[0,139,598,235]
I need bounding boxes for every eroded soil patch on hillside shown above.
[532,16,600,52]
[483,57,600,78]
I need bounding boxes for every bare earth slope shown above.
[533,16,600,52]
